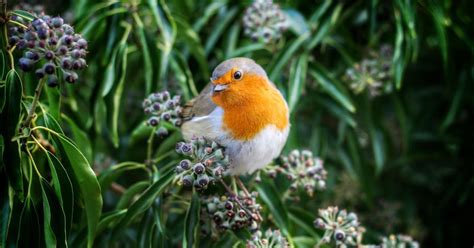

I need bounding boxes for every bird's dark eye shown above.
[233,70,243,80]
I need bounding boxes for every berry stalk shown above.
[21,77,45,129]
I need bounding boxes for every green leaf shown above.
[289,207,319,239]
[0,174,10,247]
[52,131,102,248]
[255,179,290,238]
[133,13,153,94]
[175,17,208,82]
[43,151,75,236]
[11,10,36,21]
[17,197,41,246]
[288,55,308,113]
[370,127,386,175]
[110,43,128,147]
[100,46,119,98]
[308,0,332,24]
[40,178,67,248]
[285,9,309,36]
[0,70,23,200]
[0,135,3,168]
[393,10,405,89]
[98,162,147,192]
[137,210,156,247]
[229,43,265,58]
[97,209,126,234]
[441,71,467,131]
[204,7,238,56]
[307,4,342,50]
[110,169,174,240]
[116,181,150,210]
[309,66,356,113]
[0,50,6,82]
[61,114,93,164]
[315,96,356,128]
[183,193,200,248]
[44,85,61,120]
[269,33,310,82]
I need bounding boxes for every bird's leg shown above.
[218,178,235,197]
[235,176,251,197]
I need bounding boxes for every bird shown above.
[180,57,290,175]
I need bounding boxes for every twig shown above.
[22,79,45,130]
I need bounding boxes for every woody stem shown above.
[22,78,45,129]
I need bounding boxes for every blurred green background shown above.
[5,0,474,247]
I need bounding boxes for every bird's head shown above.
[210,57,271,107]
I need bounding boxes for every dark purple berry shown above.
[175,142,185,153]
[156,127,168,138]
[57,46,68,55]
[45,51,55,60]
[8,36,19,46]
[162,91,170,100]
[35,69,45,78]
[76,38,87,49]
[37,28,48,39]
[24,31,36,41]
[62,25,74,35]
[181,144,192,155]
[51,17,64,28]
[47,75,59,87]
[72,60,82,70]
[148,117,159,126]
[152,103,161,111]
[197,175,209,186]
[64,71,78,84]
[19,58,33,71]
[43,63,55,74]
[161,112,171,121]
[48,37,58,46]
[182,175,194,187]
[38,40,46,48]
[334,230,345,241]
[63,35,73,45]
[193,163,205,174]
[25,51,39,60]
[61,58,72,69]
[179,160,191,170]
[224,201,233,210]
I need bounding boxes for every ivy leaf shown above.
[183,193,200,248]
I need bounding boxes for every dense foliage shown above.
[1,0,473,247]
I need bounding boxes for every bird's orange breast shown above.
[212,74,289,140]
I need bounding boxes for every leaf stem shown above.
[146,126,156,165]
[22,78,45,129]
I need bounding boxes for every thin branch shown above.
[22,78,45,129]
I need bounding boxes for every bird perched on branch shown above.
[181,57,289,175]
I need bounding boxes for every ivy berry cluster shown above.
[175,137,230,191]
[201,191,261,234]
[9,15,87,86]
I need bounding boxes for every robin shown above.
[181,57,290,175]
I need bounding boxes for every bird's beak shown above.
[212,83,229,94]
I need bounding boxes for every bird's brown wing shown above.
[180,83,217,121]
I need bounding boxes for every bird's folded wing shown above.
[180,83,217,121]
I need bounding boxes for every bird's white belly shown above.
[181,107,289,175]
